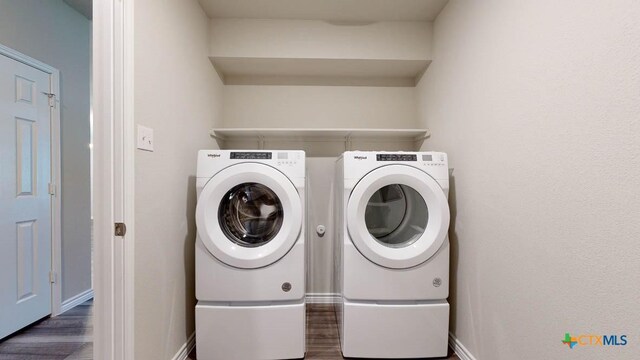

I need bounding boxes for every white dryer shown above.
[335,151,450,359]
[195,150,305,360]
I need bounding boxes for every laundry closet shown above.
[132,0,640,359]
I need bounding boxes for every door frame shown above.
[1,2,136,357]
[0,43,63,317]
[93,0,135,359]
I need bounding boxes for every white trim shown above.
[92,1,116,357]
[0,44,58,73]
[93,0,135,359]
[448,332,477,360]
[306,293,340,304]
[60,289,94,314]
[49,67,63,318]
[171,332,196,360]
[0,44,63,318]
[121,0,136,356]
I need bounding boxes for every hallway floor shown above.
[0,300,93,359]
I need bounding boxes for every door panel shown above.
[16,220,37,302]
[16,117,37,196]
[0,53,52,339]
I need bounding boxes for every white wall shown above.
[133,0,223,358]
[417,1,640,359]
[222,85,418,129]
[0,0,92,303]
[306,158,337,296]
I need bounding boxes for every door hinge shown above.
[48,183,56,196]
[115,222,127,237]
[42,92,56,108]
[49,271,57,284]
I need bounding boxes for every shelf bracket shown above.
[209,129,227,148]
[413,128,432,149]
[345,134,352,151]
[258,135,265,150]
[417,128,432,140]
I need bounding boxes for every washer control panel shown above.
[197,150,305,178]
[275,151,301,167]
[230,151,272,160]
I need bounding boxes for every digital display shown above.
[376,154,417,162]
[230,152,272,160]
[422,154,433,161]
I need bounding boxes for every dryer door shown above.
[196,163,302,269]
[347,165,449,269]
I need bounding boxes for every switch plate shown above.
[137,125,154,151]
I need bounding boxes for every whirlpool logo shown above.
[207,154,221,158]
[353,156,368,160]
[562,333,628,349]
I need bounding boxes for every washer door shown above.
[347,165,449,269]
[196,163,302,269]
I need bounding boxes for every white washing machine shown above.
[335,151,450,359]
[195,150,305,360]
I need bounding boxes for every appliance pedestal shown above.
[342,299,449,359]
[196,301,305,360]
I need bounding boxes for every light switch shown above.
[137,125,154,151]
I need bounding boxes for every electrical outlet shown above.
[137,125,154,151]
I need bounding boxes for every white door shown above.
[196,163,302,269]
[0,53,52,339]
[347,165,450,269]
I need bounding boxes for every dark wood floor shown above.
[188,304,458,360]
[0,299,93,360]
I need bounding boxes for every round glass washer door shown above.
[218,183,283,248]
[347,165,450,269]
[196,163,302,269]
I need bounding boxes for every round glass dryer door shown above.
[364,184,428,248]
[196,163,302,269]
[347,165,449,269]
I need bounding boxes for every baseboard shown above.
[172,332,196,360]
[449,332,477,360]
[305,293,340,304]
[60,289,94,314]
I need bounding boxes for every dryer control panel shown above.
[343,151,448,182]
[376,154,417,161]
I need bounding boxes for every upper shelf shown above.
[199,0,449,22]
[210,128,431,155]
[211,57,430,87]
